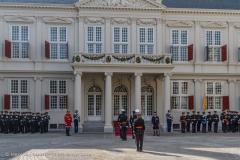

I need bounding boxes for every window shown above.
[171,30,188,62]
[171,81,189,109]
[49,80,67,109]
[206,31,221,62]
[87,26,102,53]
[11,25,29,59]
[10,80,28,109]
[113,27,129,54]
[49,26,67,59]
[206,82,222,109]
[139,27,154,54]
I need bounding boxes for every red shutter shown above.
[222,96,229,110]
[221,45,227,61]
[66,42,68,59]
[45,41,50,59]
[45,95,50,110]
[4,94,10,110]
[188,96,194,110]
[188,44,193,61]
[66,95,68,108]
[5,40,11,58]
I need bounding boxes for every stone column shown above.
[194,79,202,111]
[34,77,42,113]
[74,71,82,131]
[79,17,84,52]
[161,19,166,54]
[228,22,235,73]
[0,16,3,59]
[163,72,171,132]
[156,18,162,55]
[134,72,142,111]
[105,17,111,53]
[228,79,236,111]
[34,17,42,70]
[156,77,164,125]
[104,72,113,132]
[74,17,79,52]
[194,21,202,73]
[131,17,137,54]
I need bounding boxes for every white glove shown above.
[213,122,215,124]
[191,122,193,124]
[222,121,224,123]
[207,121,209,123]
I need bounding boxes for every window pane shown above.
[140,45,145,54]
[181,82,188,94]
[172,82,179,94]
[215,31,221,45]
[59,96,67,109]
[96,27,102,42]
[11,96,18,109]
[60,44,67,59]
[114,27,120,42]
[181,30,187,45]
[50,44,58,59]
[11,80,18,93]
[207,82,213,95]
[21,26,28,41]
[208,48,213,61]
[96,44,102,53]
[122,28,128,42]
[50,27,58,42]
[88,44,94,53]
[148,28,153,43]
[59,81,66,94]
[12,26,19,41]
[180,47,187,61]
[172,47,178,61]
[20,80,27,93]
[172,96,180,109]
[139,28,145,43]
[172,30,178,44]
[12,43,20,58]
[214,48,220,62]
[122,45,128,54]
[208,97,214,109]
[215,97,222,109]
[22,43,28,58]
[215,82,222,95]
[59,27,67,42]
[87,27,94,41]
[50,96,57,109]
[114,45,120,53]
[147,45,153,54]
[206,31,212,45]
[181,97,188,109]
[21,96,28,109]
[50,80,57,94]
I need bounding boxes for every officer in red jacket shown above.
[64,109,72,136]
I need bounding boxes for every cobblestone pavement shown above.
[0,131,240,160]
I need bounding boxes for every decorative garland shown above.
[136,57,141,63]
[82,55,104,61]
[142,56,164,63]
[165,57,171,64]
[106,56,111,63]
[76,55,81,62]
[112,55,134,62]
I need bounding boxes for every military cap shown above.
[202,112,205,114]
[227,110,230,112]
[9,112,12,113]
[192,111,195,113]
[197,111,200,113]
[214,111,217,113]
[154,112,157,114]
[208,112,211,113]
[45,112,48,114]
[182,112,185,114]
[135,109,140,113]
[187,112,189,114]
[5,111,8,113]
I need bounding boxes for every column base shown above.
[104,125,113,133]
[78,125,83,133]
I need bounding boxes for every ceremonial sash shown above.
[181,120,187,126]
[223,119,229,126]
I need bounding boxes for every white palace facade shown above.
[0,0,240,132]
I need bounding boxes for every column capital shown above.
[228,79,236,83]
[33,77,43,81]
[134,72,142,77]
[79,16,84,22]
[74,71,83,76]
[194,20,201,26]
[228,21,234,27]
[164,72,172,77]
[0,77,4,81]
[194,79,202,83]
[35,16,42,22]
[0,16,4,21]
[104,72,113,76]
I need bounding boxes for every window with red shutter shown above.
[4,94,10,110]
[188,44,193,61]
[188,96,194,110]
[221,45,227,61]
[222,96,229,110]
[5,40,11,58]
[45,41,50,59]
[45,95,50,110]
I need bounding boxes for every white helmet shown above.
[121,109,125,112]
[135,109,140,113]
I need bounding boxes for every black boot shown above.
[153,131,155,136]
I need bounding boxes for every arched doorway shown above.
[113,85,128,120]
[141,85,153,121]
[87,85,102,121]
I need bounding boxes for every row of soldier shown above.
[180,110,240,133]
[0,111,50,134]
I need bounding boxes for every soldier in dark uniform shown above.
[166,110,173,132]
[231,111,238,133]
[35,112,40,132]
[220,110,224,131]
[236,111,239,132]
[43,113,47,133]
[152,112,160,136]
[212,111,219,133]
[21,112,28,134]
[238,112,240,132]
[39,114,45,134]
[130,110,137,139]
[191,111,197,133]
[221,112,228,133]
[226,110,231,132]
[30,113,36,134]
[207,112,212,132]
[3,111,9,134]
[118,109,125,140]
[18,112,22,133]
[196,111,202,132]
[185,112,191,132]
[134,112,145,152]
[0,111,4,133]
[201,112,207,133]
[13,111,19,134]
[26,112,31,133]
[180,112,186,133]
[119,110,129,141]
[46,112,50,132]
[9,112,13,133]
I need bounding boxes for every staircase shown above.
[82,121,105,133]
[113,121,132,136]
[144,121,164,135]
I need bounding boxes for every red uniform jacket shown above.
[64,113,72,127]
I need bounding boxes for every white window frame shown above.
[171,29,188,62]
[11,25,29,59]
[138,27,155,54]
[85,26,103,53]
[10,79,29,110]
[205,81,223,110]
[205,30,222,62]
[112,26,129,54]
[49,80,68,110]
[49,26,68,60]
[171,81,189,110]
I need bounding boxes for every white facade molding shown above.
[0,77,3,81]
[83,17,105,24]
[194,79,203,83]
[44,17,72,24]
[35,16,42,22]
[228,79,237,83]
[110,17,132,25]
[136,18,157,25]
[5,15,34,23]
[0,16,3,21]
[33,77,43,81]
[134,72,142,77]
[74,71,83,75]
[104,72,113,76]
[164,72,172,77]
[201,21,227,28]
[167,20,194,28]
